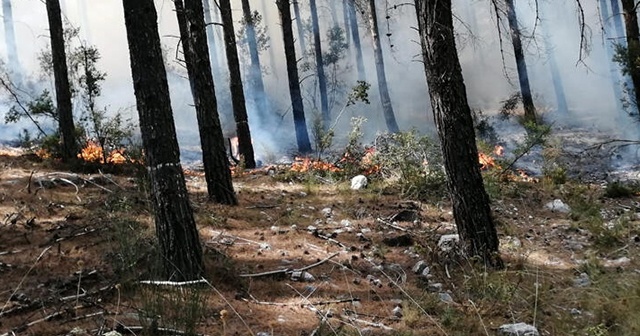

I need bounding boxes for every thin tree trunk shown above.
[601,0,626,113]
[368,0,400,133]
[505,0,536,123]
[175,0,240,200]
[219,0,257,168]
[620,0,640,107]
[309,0,330,128]
[202,0,221,79]
[342,0,350,46]
[415,0,502,268]
[293,0,307,54]
[277,0,312,153]
[46,0,78,162]
[610,0,634,109]
[3,0,21,82]
[240,0,269,121]
[539,6,568,115]
[347,0,365,80]
[121,0,204,281]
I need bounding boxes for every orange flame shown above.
[78,141,128,164]
[291,157,341,173]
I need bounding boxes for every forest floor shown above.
[1,138,640,336]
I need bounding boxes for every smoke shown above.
[0,0,637,165]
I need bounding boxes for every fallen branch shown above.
[376,218,408,232]
[137,279,207,287]
[341,315,394,331]
[239,252,340,278]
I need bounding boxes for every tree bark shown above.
[347,0,365,81]
[121,0,204,280]
[620,0,640,107]
[368,0,400,133]
[240,0,269,122]
[505,0,536,123]
[2,0,21,82]
[219,0,258,168]
[277,0,313,153]
[309,0,330,128]
[416,0,502,267]
[46,0,78,162]
[293,0,307,54]
[175,0,241,200]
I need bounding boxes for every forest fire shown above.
[78,141,127,164]
[290,157,341,173]
[478,145,504,170]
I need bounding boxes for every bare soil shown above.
[1,147,639,336]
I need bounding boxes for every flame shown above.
[78,141,128,164]
[494,145,504,156]
[291,157,341,173]
[478,152,498,170]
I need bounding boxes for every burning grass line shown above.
[0,245,51,317]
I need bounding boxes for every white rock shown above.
[437,234,460,252]
[321,207,333,217]
[545,199,571,213]
[392,305,403,317]
[341,219,352,227]
[350,175,368,190]
[412,260,428,274]
[498,322,540,336]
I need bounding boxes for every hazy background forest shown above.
[1,0,634,159]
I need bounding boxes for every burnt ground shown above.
[1,143,640,336]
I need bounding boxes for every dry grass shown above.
[1,151,639,335]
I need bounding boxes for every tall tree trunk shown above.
[240,0,269,121]
[539,8,568,115]
[609,0,634,111]
[211,1,227,71]
[415,0,502,268]
[3,0,21,82]
[368,0,400,133]
[347,0,365,80]
[601,0,627,114]
[342,0,350,46]
[219,0,257,168]
[121,0,204,281]
[46,0,78,162]
[309,0,330,128]
[620,0,640,107]
[277,0,312,153]
[293,0,307,54]
[505,0,536,123]
[202,0,221,80]
[175,0,242,200]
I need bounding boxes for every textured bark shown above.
[2,0,21,81]
[202,0,221,79]
[505,0,536,123]
[309,0,330,128]
[368,0,400,133]
[621,0,640,106]
[219,0,257,168]
[121,0,204,280]
[277,0,312,153]
[416,0,502,267]
[46,0,78,162]
[175,0,241,200]
[293,0,307,53]
[240,0,269,121]
[347,0,365,80]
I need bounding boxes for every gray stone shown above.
[573,272,590,287]
[392,305,403,317]
[438,292,454,303]
[545,199,571,213]
[321,207,333,217]
[497,323,539,336]
[603,256,631,268]
[428,283,443,292]
[437,234,460,252]
[290,271,315,282]
[412,260,428,274]
[350,175,368,190]
[340,219,352,227]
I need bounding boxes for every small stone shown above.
[341,219,352,227]
[570,308,582,315]
[307,225,317,232]
[497,322,540,336]
[603,256,631,267]
[437,234,460,252]
[428,283,443,292]
[321,207,333,217]
[412,260,428,274]
[545,199,571,213]
[573,272,590,287]
[103,332,123,336]
[438,292,454,303]
[351,175,368,190]
[290,271,315,282]
[392,305,403,317]
[258,243,271,251]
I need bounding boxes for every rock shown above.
[428,283,443,292]
[392,305,403,317]
[290,271,315,282]
[545,199,571,213]
[258,243,271,251]
[321,207,333,217]
[382,234,413,247]
[603,256,631,268]
[570,308,582,315]
[412,260,428,274]
[497,322,540,336]
[256,332,271,336]
[438,292,454,303]
[67,327,90,336]
[103,332,123,336]
[501,236,522,251]
[341,219,352,227]
[351,175,368,190]
[437,234,460,252]
[573,273,590,287]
